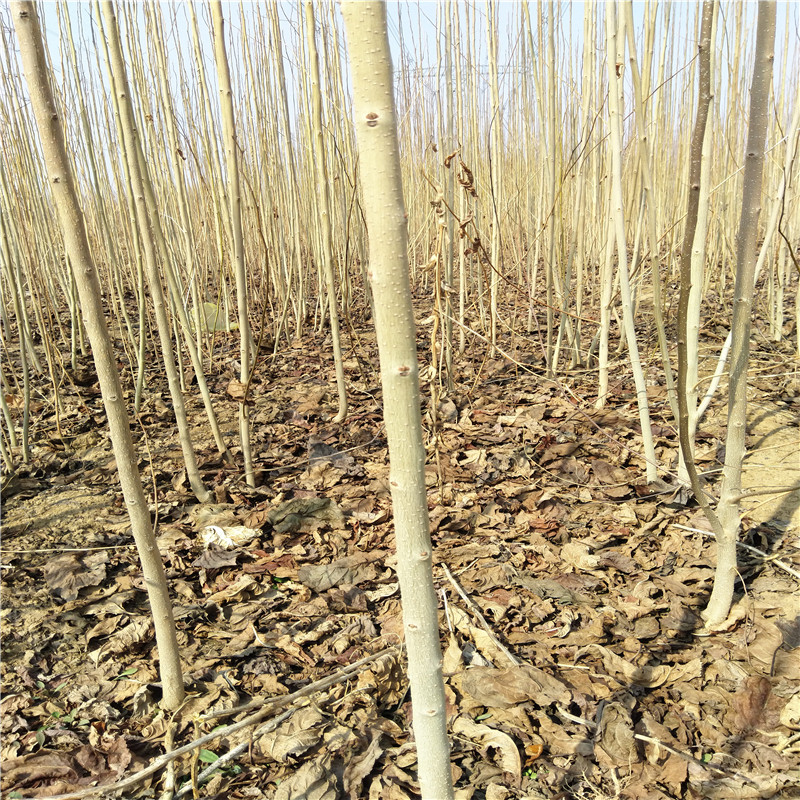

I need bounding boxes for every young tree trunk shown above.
[605,1,658,482]
[486,0,502,355]
[544,0,558,375]
[442,0,455,388]
[623,0,677,423]
[705,0,777,626]
[676,1,723,536]
[98,0,211,504]
[210,0,256,486]
[304,1,348,424]
[341,3,454,798]
[11,0,184,710]
[268,2,307,337]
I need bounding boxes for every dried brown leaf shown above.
[452,716,522,782]
[459,665,570,708]
[596,701,640,766]
[274,756,337,800]
[43,553,107,601]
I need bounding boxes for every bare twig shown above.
[173,708,295,798]
[554,705,757,785]
[441,562,520,666]
[672,523,800,581]
[10,646,400,800]
[203,644,400,720]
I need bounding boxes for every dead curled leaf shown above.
[225,378,250,403]
[43,553,108,601]
[357,654,405,705]
[580,645,702,688]
[780,692,800,729]
[273,757,337,800]
[459,665,570,708]
[452,715,522,781]
[595,702,640,766]
[560,541,600,571]
[297,553,382,592]
[341,730,387,797]
[267,497,345,533]
[2,741,134,796]
[728,675,772,733]
[256,706,327,761]
[447,603,517,667]
[189,503,241,530]
[689,772,790,800]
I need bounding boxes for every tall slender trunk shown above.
[210,1,256,485]
[11,0,184,710]
[606,0,658,482]
[676,1,725,539]
[99,0,211,504]
[341,4,454,797]
[706,1,777,626]
[305,1,348,423]
[486,0,502,354]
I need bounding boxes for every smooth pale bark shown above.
[146,4,233,464]
[706,1,777,626]
[544,0,558,375]
[62,4,137,380]
[304,1,348,424]
[3,243,31,460]
[268,3,306,337]
[676,2,726,543]
[89,3,149,408]
[0,350,18,453]
[452,3,468,356]
[594,214,615,408]
[442,1,455,387]
[605,1,658,482]
[754,95,800,294]
[211,0,256,486]
[696,79,799,423]
[341,3,454,798]
[486,0,502,353]
[11,0,184,710]
[98,0,211,504]
[563,2,594,368]
[623,0,677,422]
[186,1,231,275]
[681,2,719,486]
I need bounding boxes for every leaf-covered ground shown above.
[2,310,799,800]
